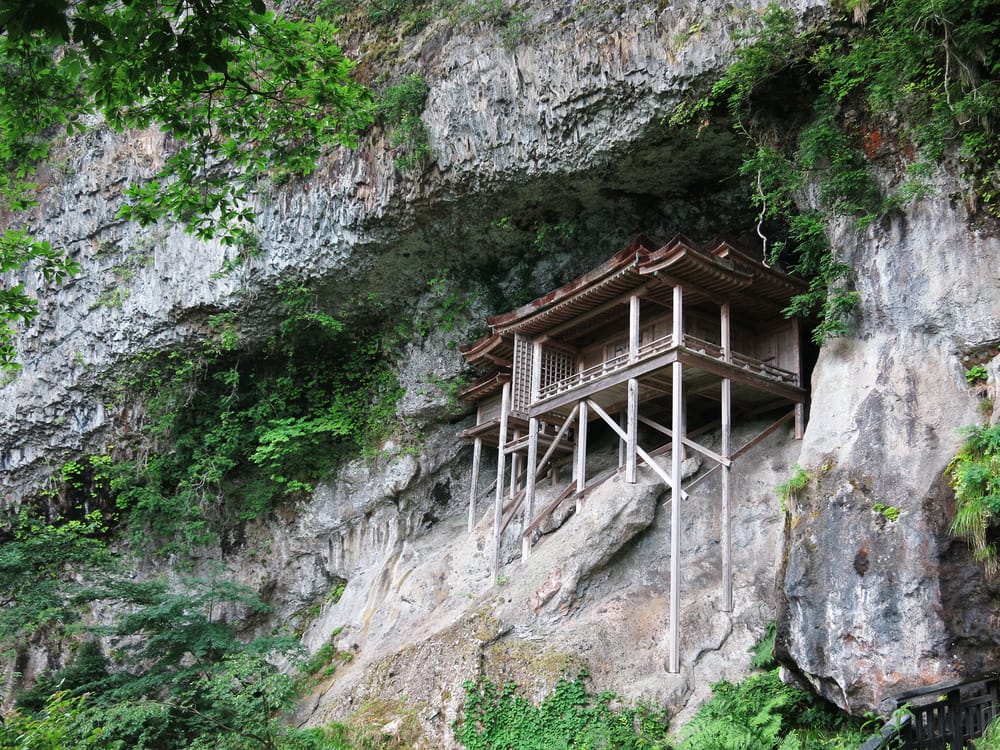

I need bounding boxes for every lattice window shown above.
[539,345,575,392]
[511,334,533,416]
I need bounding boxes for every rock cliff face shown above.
[2,0,999,742]
[776,186,1000,712]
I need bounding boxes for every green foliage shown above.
[377,75,430,171]
[966,364,989,383]
[99,286,402,554]
[300,638,353,683]
[871,503,901,522]
[456,665,865,750]
[0,1,373,372]
[948,421,1000,574]
[459,0,532,47]
[533,221,577,256]
[0,692,103,750]
[679,1,1000,344]
[15,641,111,715]
[749,622,778,671]
[776,465,810,512]
[0,229,80,371]
[2,572,338,750]
[455,670,671,750]
[679,669,865,750]
[978,716,1000,749]
[0,510,113,653]
[415,273,471,338]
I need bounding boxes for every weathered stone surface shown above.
[776,180,1000,713]
[7,0,1000,741]
[2,0,829,499]
[290,420,797,746]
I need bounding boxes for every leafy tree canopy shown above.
[0,0,374,371]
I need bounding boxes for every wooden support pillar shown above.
[468,437,482,534]
[668,355,684,674]
[626,378,639,483]
[509,430,521,500]
[629,294,641,362]
[721,377,733,612]
[672,283,684,348]
[491,382,510,583]
[522,416,539,561]
[721,303,731,364]
[721,302,733,612]
[519,338,543,560]
[791,317,805,440]
[665,282,685,673]
[576,400,588,510]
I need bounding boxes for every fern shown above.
[948,423,1000,575]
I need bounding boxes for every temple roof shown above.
[479,234,806,340]
[485,235,660,337]
[457,369,510,403]
[458,331,514,370]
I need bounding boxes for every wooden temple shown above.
[457,234,808,672]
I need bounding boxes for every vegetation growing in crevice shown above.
[676,1,1000,344]
[377,74,431,171]
[777,464,811,513]
[948,421,1000,575]
[749,621,779,671]
[314,0,532,53]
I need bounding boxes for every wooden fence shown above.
[859,675,1000,749]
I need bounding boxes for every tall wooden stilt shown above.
[668,283,684,674]
[669,358,683,674]
[673,283,684,348]
[522,340,543,560]
[576,400,588,510]
[491,382,510,582]
[721,303,733,612]
[721,378,733,612]
[522,416,539,561]
[626,378,639,483]
[468,436,482,534]
[792,317,805,439]
[626,294,641,482]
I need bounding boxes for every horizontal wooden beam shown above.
[530,346,804,420]
[678,349,805,402]
[528,350,680,417]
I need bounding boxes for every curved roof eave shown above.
[486,234,660,334]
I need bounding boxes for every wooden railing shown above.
[858,675,1000,750]
[534,333,797,401]
[637,332,675,358]
[536,351,631,400]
